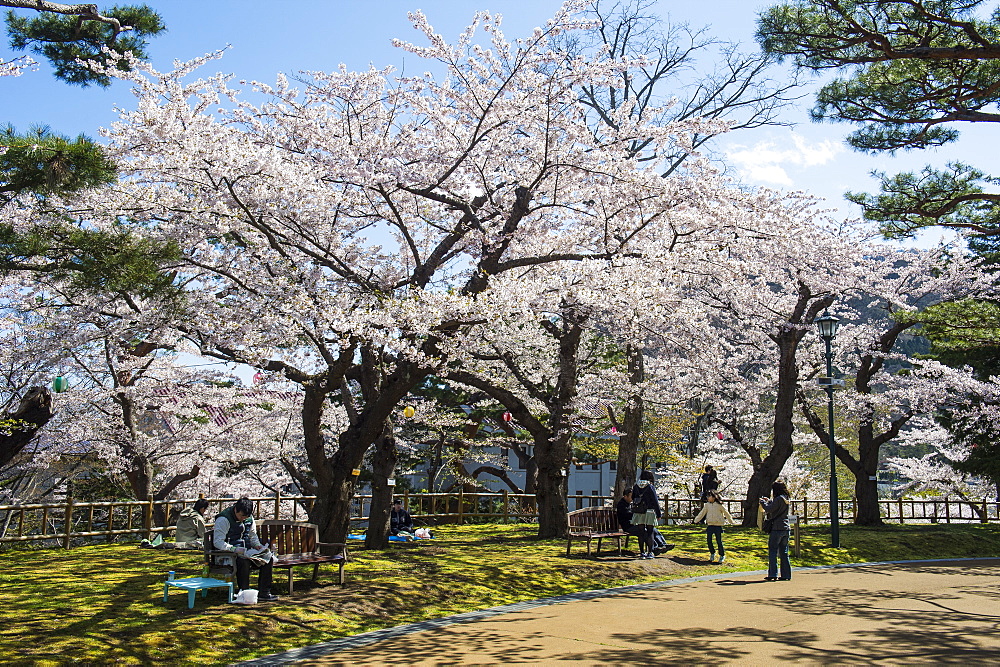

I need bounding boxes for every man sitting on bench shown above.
[616,488,646,558]
[213,497,280,602]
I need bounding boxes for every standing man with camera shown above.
[213,496,279,602]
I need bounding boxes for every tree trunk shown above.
[366,429,398,548]
[309,467,356,546]
[741,289,832,526]
[853,473,881,525]
[535,436,569,539]
[427,436,444,491]
[613,345,643,499]
[300,385,348,542]
[0,387,54,469]
[742,474,770,528]
[742,360,795,528]
[853,423,883,526]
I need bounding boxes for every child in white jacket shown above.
[693,490,734,563]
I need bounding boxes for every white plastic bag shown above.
[232,589,258,605]
[414,528,431,539]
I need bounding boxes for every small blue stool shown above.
[163,576,233,608]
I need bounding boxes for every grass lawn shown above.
[2,522,998,664]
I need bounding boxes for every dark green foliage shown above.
[936,407,1000,490]
[0,126,180,296]
[759,4,1000,469]
[757,1,1000,239]
[846,163,1000,240]
[904,299,1000,354]
[0,219,181,296]
[6,4,165,87]
[0,125,116,203]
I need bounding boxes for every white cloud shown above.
[724,133,844,187]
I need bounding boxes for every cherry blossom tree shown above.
[72,1,761,541]
[668,199,863,525]
[796,246,997,525]
[886,417,995,520]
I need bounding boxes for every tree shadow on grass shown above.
[668,556,712,566]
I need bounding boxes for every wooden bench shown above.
[566,506,631,557]
[204,521,349,594]
[259,520,349,593]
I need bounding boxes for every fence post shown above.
[898,496,904,524]
[983,497,989,524]
[802,496,808,524]
[144,495,154,539]
[503,489,509,523]
[945,496,951,523]
[793,514,800,558]
[458,487,465,525]
[63,486,74,550]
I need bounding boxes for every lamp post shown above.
[815,310,841,548]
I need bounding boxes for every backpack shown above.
[630,490,649,514]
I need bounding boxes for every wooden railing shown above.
[1,491,996,548]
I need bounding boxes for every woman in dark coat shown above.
[700,465,719,501]
[631,469,661,559]
[759,480,792,581]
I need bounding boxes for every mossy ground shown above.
[2,522,998,664]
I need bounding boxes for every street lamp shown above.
[815,310,841,548]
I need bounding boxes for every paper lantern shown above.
[716,432,725,440]
[403,406,415,418]
[610,426,618,435]
[52,376,69,393]
[351,468,361,477]
[502,412,512,422]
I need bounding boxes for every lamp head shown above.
[815,310,840,340]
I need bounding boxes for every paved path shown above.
[250,558,1000,665]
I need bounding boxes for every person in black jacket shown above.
[390,500,414,536]
[759,480,792,581]
[700,465,719,502]
[615,489,644,557]
[631,469,661,559]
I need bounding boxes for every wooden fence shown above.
[1,490,997,549]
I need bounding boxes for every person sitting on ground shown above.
[213,496,279,602]
[390,499,414,536]
[140,498,208,550]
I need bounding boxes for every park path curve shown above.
[245,558,1000,665]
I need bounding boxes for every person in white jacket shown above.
[692,490,734,563]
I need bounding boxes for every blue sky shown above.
[2,0,987,246]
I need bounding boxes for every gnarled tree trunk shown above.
[366,428,398,548]
[0,387,54,469]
